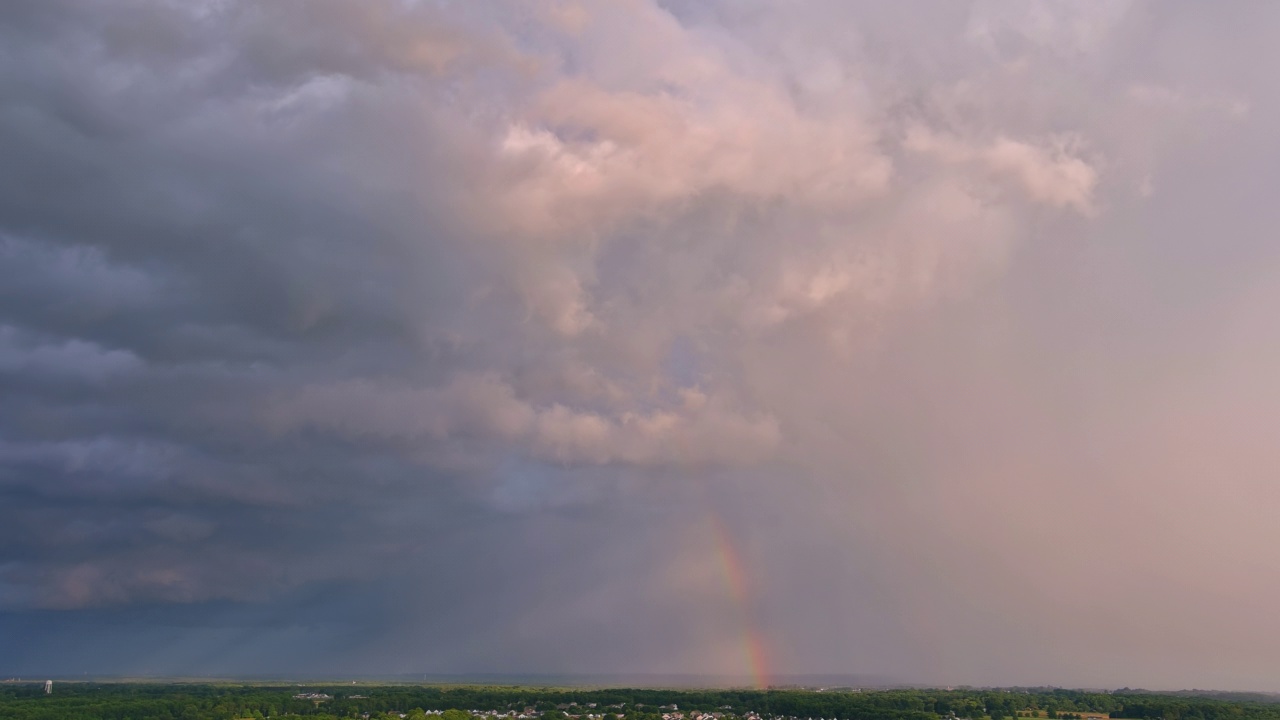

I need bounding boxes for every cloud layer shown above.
[3,0,1280,689]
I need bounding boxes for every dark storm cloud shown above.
[3,0,1280,689]
[0,2,717,677]
[0,0,470,613]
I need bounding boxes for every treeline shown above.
[2,684,1279,720]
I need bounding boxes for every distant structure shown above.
[45,680,52,694]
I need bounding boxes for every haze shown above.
[3,0,1280,691]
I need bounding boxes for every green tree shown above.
[442,709,473,720]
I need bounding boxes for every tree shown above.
[443,709,473,720]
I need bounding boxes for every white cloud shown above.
[904,126,1099,214]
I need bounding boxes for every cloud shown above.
[270,375,778,468]
[0,325,143,380]
[2,0,1280,689]
[904,126,1099,214]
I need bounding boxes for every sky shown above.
[2,0,1280,691]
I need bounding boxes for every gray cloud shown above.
[2,0,1280,690]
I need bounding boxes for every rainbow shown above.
[672,417,771,688]
[707,511,771,689]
